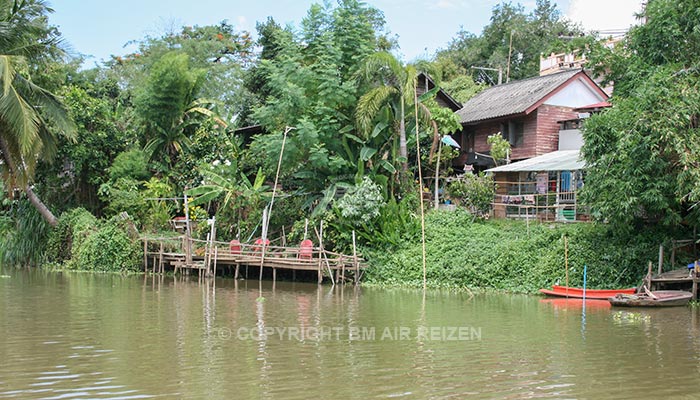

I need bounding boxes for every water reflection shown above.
[1,268,700,399]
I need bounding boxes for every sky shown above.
[49,0,644,68]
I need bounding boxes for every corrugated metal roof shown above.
[456,70,582,124]
[486,150,584,172]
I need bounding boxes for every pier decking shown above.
[141,235,367,284]
[650,267,699,300]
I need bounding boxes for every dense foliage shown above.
[581,0,700,230]
[46,209,140,272]
[366,211,689,292]
[1,0,696,297]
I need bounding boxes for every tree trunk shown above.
[0,136,58,227]
[25,185,57,227]
[399,99,408,173]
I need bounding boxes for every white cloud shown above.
[566,0,644,32]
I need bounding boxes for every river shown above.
[1,268,699,399]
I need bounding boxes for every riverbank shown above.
[363,210,689,293]
[26,207,693,294]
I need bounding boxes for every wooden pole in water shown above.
[434,138,442,210]
[259,207,268,281]
[158,241,164,274]
[317,221,323,284]
[564,235,569,297]
[143,239,148,272]
[184,191,192,268]
[658,244,664,275]
[353,230,359,285]
[260,126,293,282]
[213,246,218,278]
[414,85,427,292]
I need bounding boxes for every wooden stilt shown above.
[158,242,164,274]
[658,244,664,275]
[694,261,699,300]
[353,230,359,284]
[213,246,218,277]
[317,222,323,284]
[273,267,277,283]
[234,263,240,279]
[143,239,148,272]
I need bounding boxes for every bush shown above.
[0,200,50,266]
[336,177,385,225]
[46,208,98,264]
[76,218,141,272]
[47,209,141,272]
[446,173,496,217]
[365,211,683,293]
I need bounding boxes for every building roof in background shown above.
[417,72,462,111]
[486,150,584,172]
[456,70,584,124]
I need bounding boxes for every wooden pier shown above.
[140,235,367,284]
[650,267,699,300]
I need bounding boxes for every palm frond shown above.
[356,85,397,137]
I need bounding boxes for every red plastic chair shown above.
[299,239,314,259]
[229,239,241,255]
[252,238,270,253]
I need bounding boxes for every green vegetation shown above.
[46,208,140,272]
[0,0,696,296]
[366,210,685,293]
[582,0,700,231]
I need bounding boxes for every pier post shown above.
[143,239,148,272]
[658,244,664,275]
[158,242,164,274]
[353,230,359,285]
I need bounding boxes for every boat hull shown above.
[539,285,636,300]
[608,290,693,307]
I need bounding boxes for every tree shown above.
[581,0,700,229]
[356,52,418,175]
[0,0,75,226]
[435,0,581,83]
[249,0,391,201]
[135,51,225,169]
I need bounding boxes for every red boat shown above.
[539,285,637,300]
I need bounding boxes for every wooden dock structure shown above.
[646,240,700,300]
[650,267,700,300]
[140,235,367,284]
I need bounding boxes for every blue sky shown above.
[49,0,643,68]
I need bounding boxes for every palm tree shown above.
[356,52,415,174]
[356,52,433,177]
[0,0,75,226]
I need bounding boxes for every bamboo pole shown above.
[259,207,268,281]
[158,241,164,274]
[184,192,192,267]
[434,138,442,210]
[564,235,569,298]
[317,222,323,284]
[316,222,335,286]
[143,239,148,272]
[414,85,427,292]
[353,230,359,285]
[213,246,218,278]
[259,126,293,282]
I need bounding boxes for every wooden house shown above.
[452,69,608,171]
[485,101,612,222]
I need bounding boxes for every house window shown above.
[500,120,524,147]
